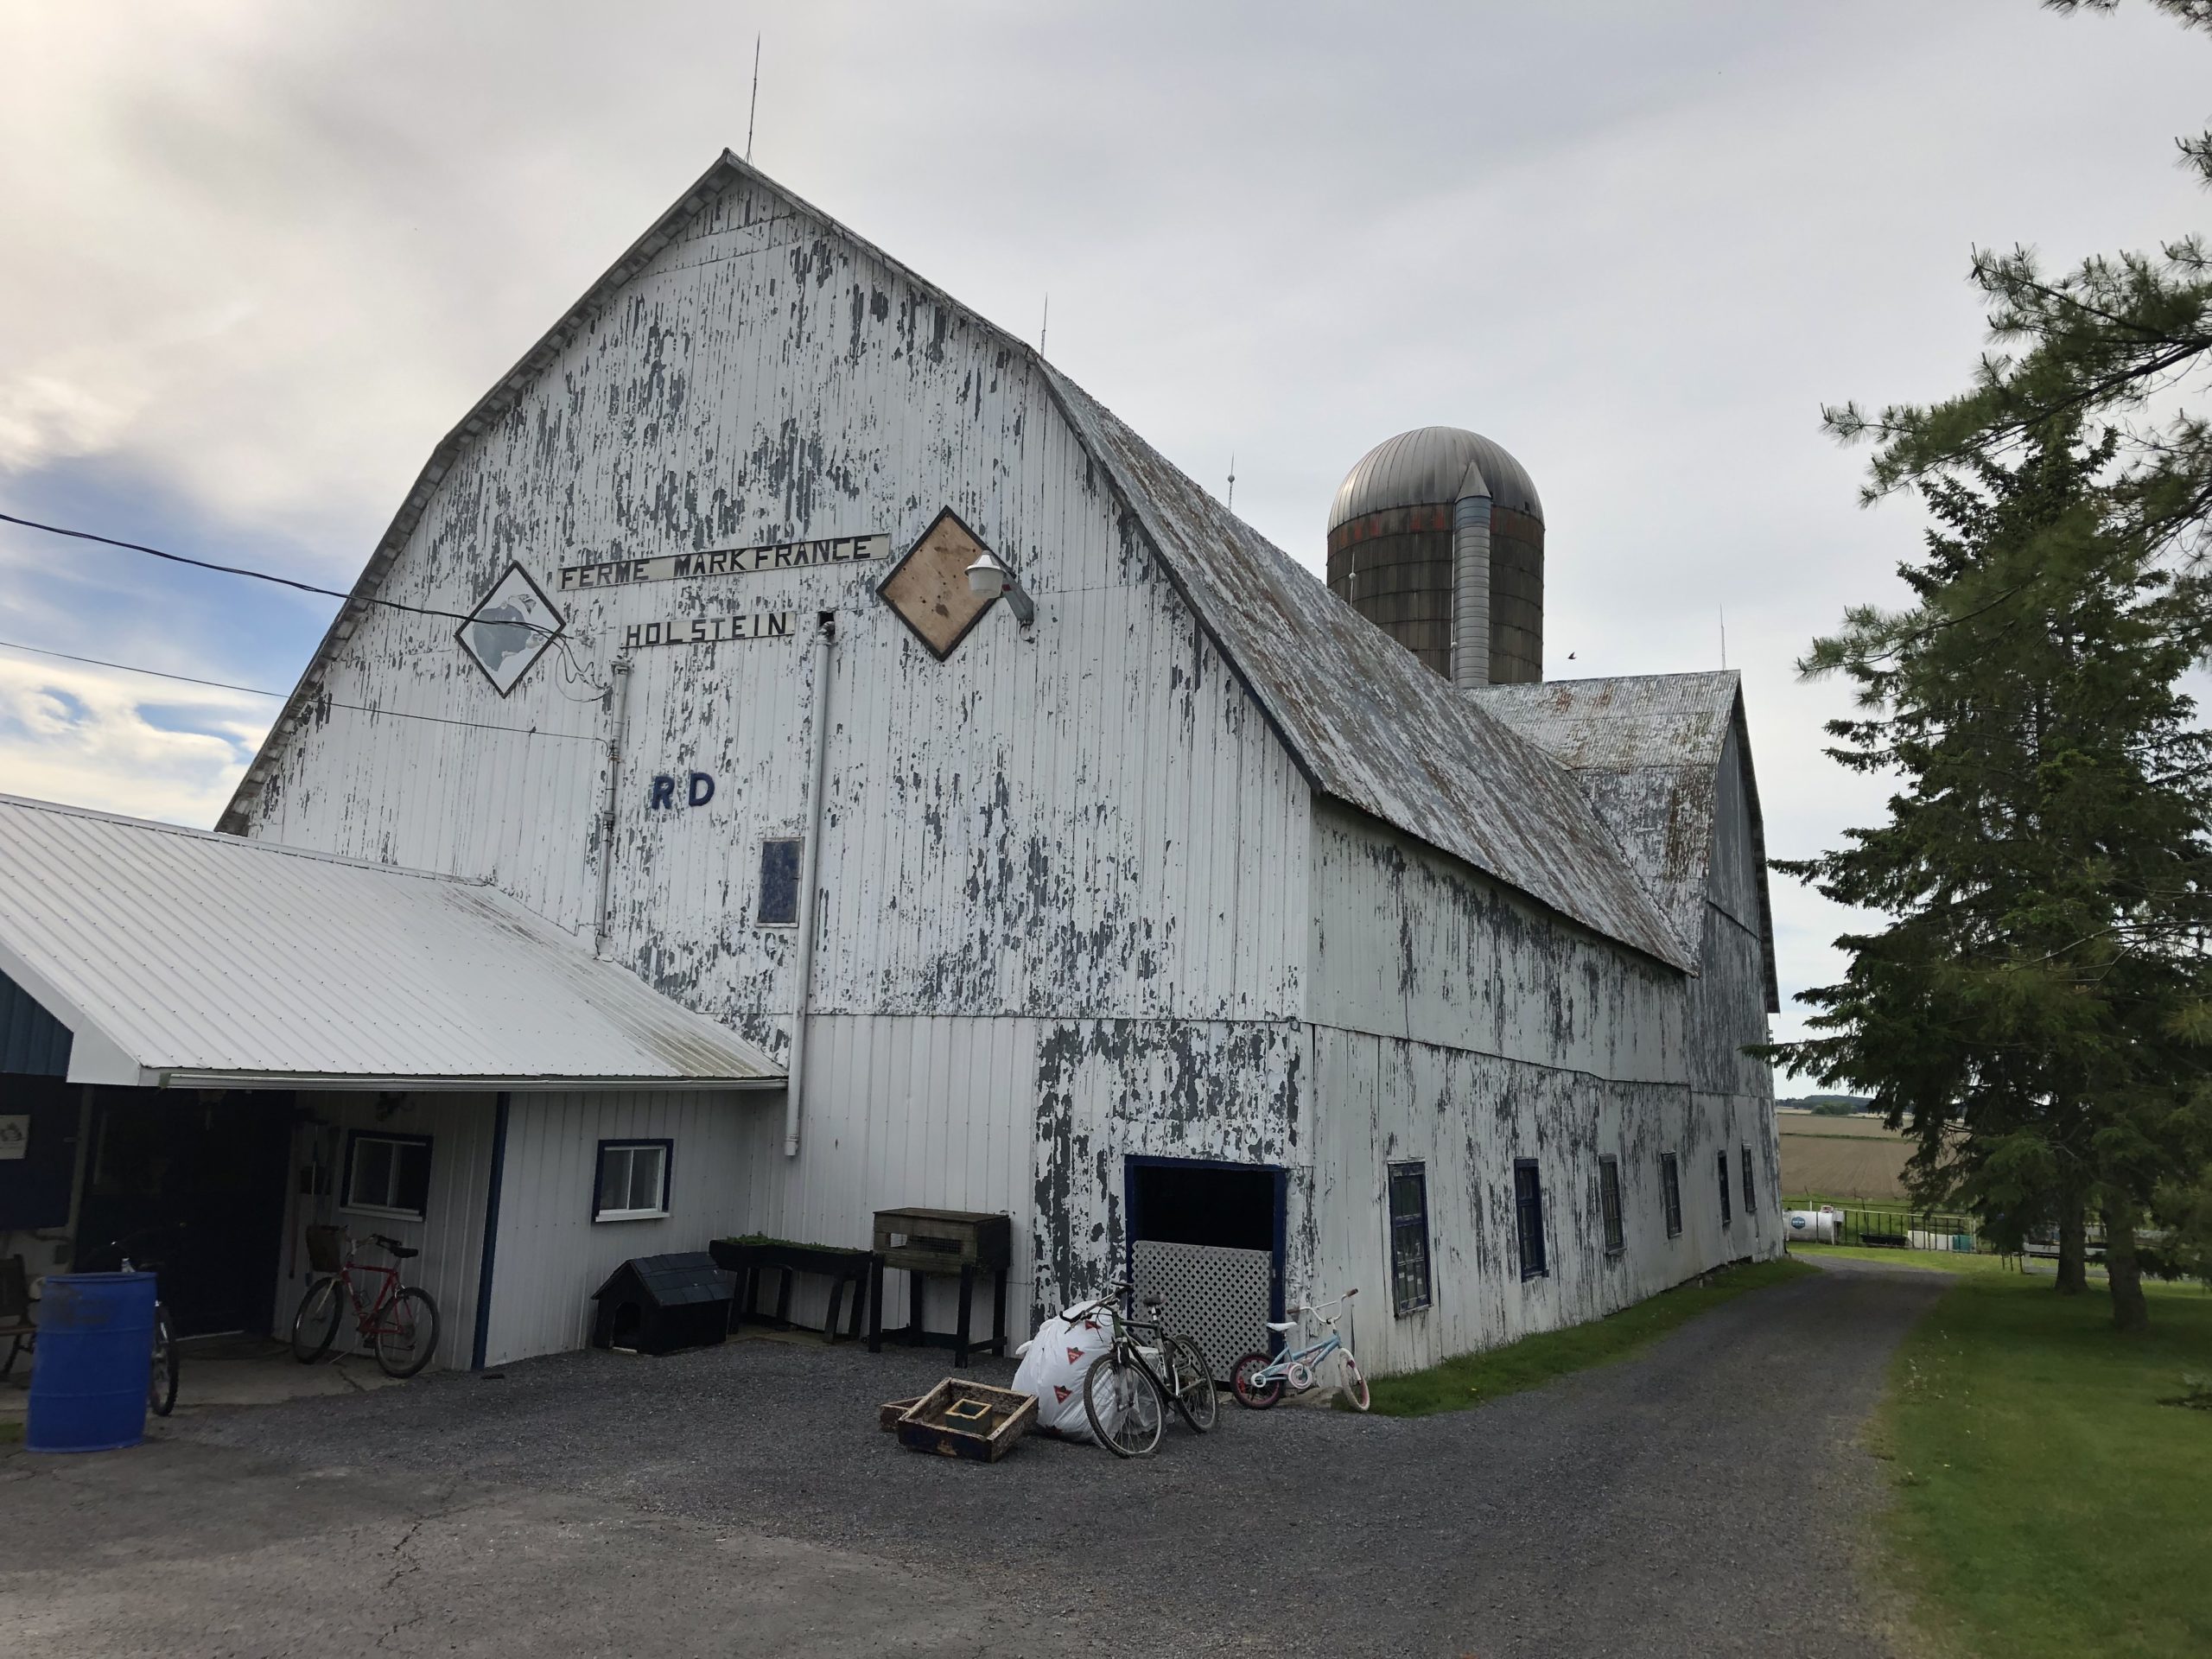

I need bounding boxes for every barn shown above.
[0,150,1779,1377]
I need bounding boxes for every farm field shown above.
[1872,1269,2212,1659]
[1777,1110,1911,1200]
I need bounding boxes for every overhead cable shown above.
[0,636,599,743]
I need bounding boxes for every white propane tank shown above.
[1784,1207,1841,1244]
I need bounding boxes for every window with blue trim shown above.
[594,1140,671,1222]
[1514,1159,1548,1279]
[1387,1161,1431,1314]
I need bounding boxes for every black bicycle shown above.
[89,1225,180,1417]
[1076,1281,1219,1457]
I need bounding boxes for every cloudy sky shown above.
[1,0,2206,1040]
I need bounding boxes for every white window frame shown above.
[593,1139,672,1223]
[340,1131,432,1223]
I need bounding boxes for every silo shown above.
[1325,427,1545,685]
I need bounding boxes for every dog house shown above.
[589,1252,735,1356]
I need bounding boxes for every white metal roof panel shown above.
[0,793,783,1090]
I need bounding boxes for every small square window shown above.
[757,838,803,926]
[1514,1159,1548,1280]
[1719,1151,1733,1228]
[1387,1161,1432,1315]
[1741,1142,1757,1218]
[1599,1155,1625,1256]
[1661,1152,1683,1239]
[342,1131,432,1221]
[594,1140,672,1222]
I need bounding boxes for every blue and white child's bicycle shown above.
[1229,1288,1370,1412]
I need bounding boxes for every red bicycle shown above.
[290,1226,441,1378]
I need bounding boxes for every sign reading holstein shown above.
[560,533,889,593]
[623,611,798,649]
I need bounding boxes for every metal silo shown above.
[1325,427,1545,685]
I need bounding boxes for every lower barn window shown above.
[1719,1152,1733,1228]
[594,1140,672,1222]
[1599,1155,1625,1256]
[757,838,802,926]
[1387,1161,1432,1314]
[1661,1152,1683,1238]
[1514,1160,1548,1280]
[343,1131,432,1221]
[1741,1143,1756,1217]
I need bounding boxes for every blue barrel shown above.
[26,1271,156,1453]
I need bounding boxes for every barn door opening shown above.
[1123,1156,1285,1377]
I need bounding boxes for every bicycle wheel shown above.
[374,1286,441,1379]
[1230,1351,1283,1410]
[1338,1351,1370,1413]
[1083,1350,1164,1457]
[291,1277,344,1363]
[149,1301,179,1417]
[1165,1336,1219,1432]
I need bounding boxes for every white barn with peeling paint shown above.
[0,152,1778,1377]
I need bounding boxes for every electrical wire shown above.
[0,636,601,744]
[0,508,565,639]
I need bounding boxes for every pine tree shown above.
[1764,427,2212,1332]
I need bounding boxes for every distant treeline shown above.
[1779,1095,1875,1117]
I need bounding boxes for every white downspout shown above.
[785,613,836,1157]
[593,658,634,958]
[1451,490,1494,689]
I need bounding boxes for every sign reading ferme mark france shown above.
[558,533,890,593]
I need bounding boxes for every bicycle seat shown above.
[1264,1319,1298,1333]
[372,1235,419,1259]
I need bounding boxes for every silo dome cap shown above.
[1328,426,1543,531]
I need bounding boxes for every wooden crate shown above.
[893,1377,1037,1463]
[879,1395,920,1432]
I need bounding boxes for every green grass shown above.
[1790,1242,2020,1274]
[1367,1257,1816,1416]
[0,1418,21,1446]
[1874,1271,2212,1659]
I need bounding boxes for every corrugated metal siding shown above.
[485,1089,760,1364]
[0,794,778,1085]
[271,1091,497,1372]
[0,965,70,1077]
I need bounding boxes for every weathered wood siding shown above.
[237,172,1311,1350]
[1305,784,1777,1379]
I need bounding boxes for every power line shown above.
[0,636,601,744]
[0,509,562,639]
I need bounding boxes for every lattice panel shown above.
[1132,1240,1273,1380]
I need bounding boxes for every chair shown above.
[0,1255,35,1380]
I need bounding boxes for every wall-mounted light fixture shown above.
[965,551,1035,629]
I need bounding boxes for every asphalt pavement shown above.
[0,1257,1946,1658]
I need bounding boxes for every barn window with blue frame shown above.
[1599,1154,1625,1256]
[1387,1161,1431,1314]
[1514,1159,1548,1279]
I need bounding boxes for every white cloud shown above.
[0,653,265,826]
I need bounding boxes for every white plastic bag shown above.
[1011,1305,1116,1442]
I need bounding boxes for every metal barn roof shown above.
[1052,376,1694,970]
[0,794,784,1090]
[1468,671,1779,1010]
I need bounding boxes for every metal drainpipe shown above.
[1451,492,1494,689]
[592,658,634,958]
[785,613,836,1157]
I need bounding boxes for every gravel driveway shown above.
[0,1259,1942,1658]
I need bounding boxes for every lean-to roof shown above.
[0,793,783,1090]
